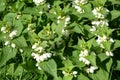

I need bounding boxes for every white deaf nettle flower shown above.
[79,49,89,57]
[96,35,107,44]
[92,7,105,19]
[110,38,114,43]
[36,63,42,70]
[35,46,44,53]
[4,41,10,46]
[39,11,43,14]
[90,26,96,32]
[62,29,68,35]
[1,26,8,33]
[72,71,78,77]
[19,49,23,53]
[32,43,38,49]
[32,52,52,62]
[106,51,113,56]
[9,30,17,39]
[65,16,70,26]
[11,43,16,48]
[79,57,90,65]
[74,5,84,13]
[92,20,109,27]
[86,66,98,74]
[73,0,88,5]
[33,0,45,5]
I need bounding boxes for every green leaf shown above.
[0,47,17,67]
[106,58,112,72]
[87,52,96,65]
[62,59,74,72]
[110,10,120,20]
[40,59,58,78]
[90,68,109,80]
[22,60,36,71]
[20,14,32,25]
[109,0,120,4]
[12,36,28,48]
[14,20,24,36]
[115,60,120,70]
[63,75,73,80]
[78,73,89,80]
[15,0,25,11]
[112,40,120,50]
[98,53,108,62]
[3,13,17,26]
[0,0,6,12]
[22,7,39,16]
[7,63,14,75]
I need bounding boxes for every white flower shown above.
[45,53,52,58]
[62,29,68,35]
[74,5,84,13]
[92,7,105,19]
[73,0,88,5]
[19,49,23,53]
[32,52,52,62]
[5,41,10,46]
[90,26,96,32]
[11,43,16,48]
[72,71,78,77]
[110,38,114,43]
[86,66,98,74]
[92,20,109,27]
[1,27,7,33]
[96,35,107,44]
[33,0,45,5]
[79,57,90,65]
[35,46,43,53]
[79,49,89,57]
[39,11,43,14]
[9,30,17,39]
[65,16,70,26]
[36,63,42,70]
[106,51,113,56]
[32,43,38,49]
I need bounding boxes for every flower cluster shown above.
[62,70,78,77]
[86,66,98,74]
[33,0,45,5]
[31,42,52,69]
[73,0,88,13]
[1,26,17,48]
[92,6,109,19]
[32,52,52,63]
[90,20,109,32]
[79,49,90,65]
[57,16,70,35]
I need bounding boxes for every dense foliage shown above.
[0,0,120,80]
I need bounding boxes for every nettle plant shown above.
[0,0,120,80]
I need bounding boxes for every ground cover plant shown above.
[0,0,120,80]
